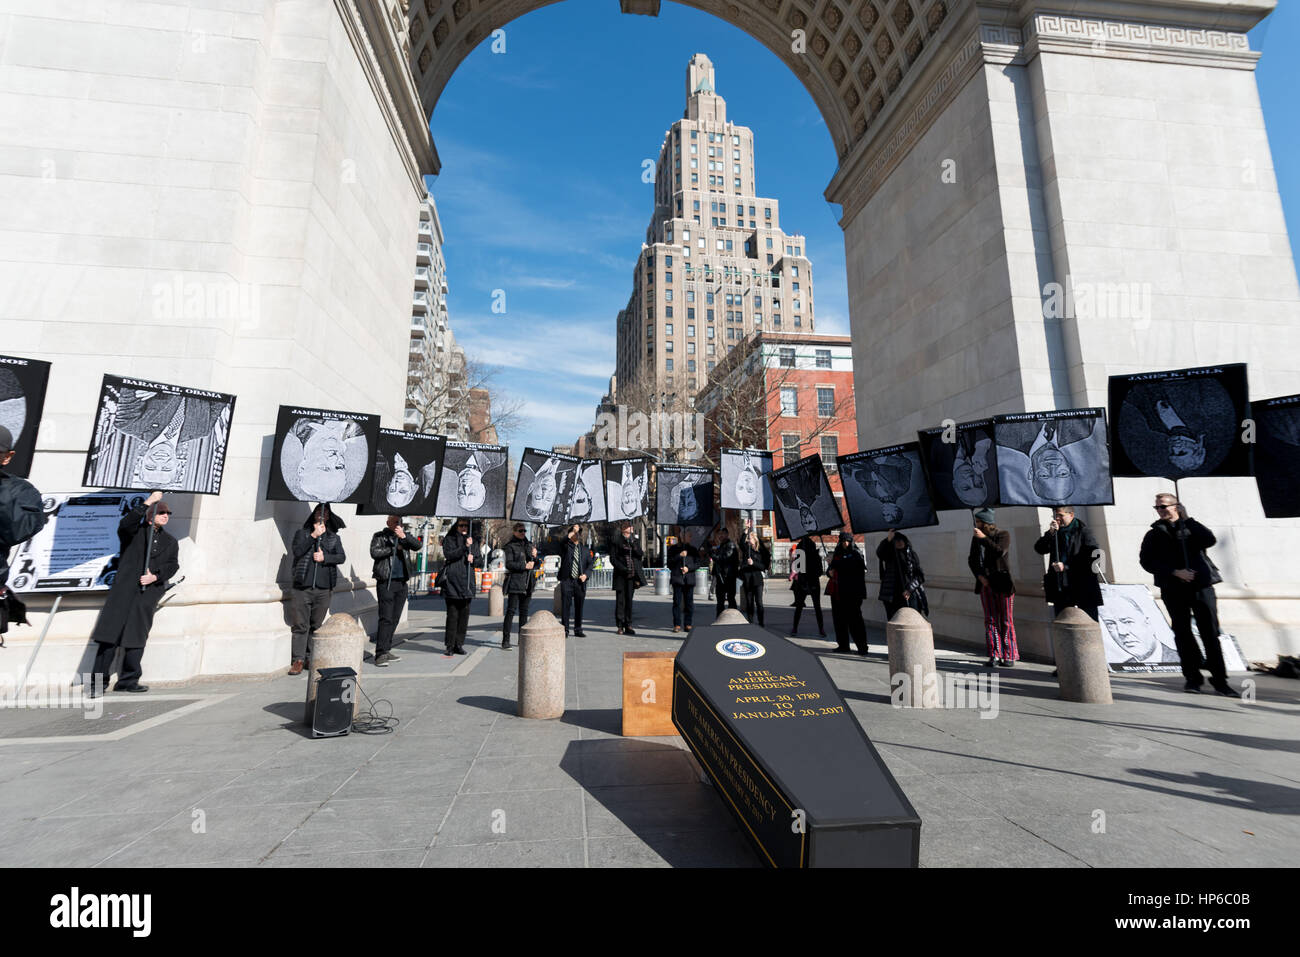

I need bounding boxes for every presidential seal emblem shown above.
[715,638,766,660]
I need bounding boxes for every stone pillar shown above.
[303,612,366,724]
[488,582,504,617]
[552,584,563,615]
[1053,607,1113,704]
[518,610,564,719]
[886,608,938,709]
[715,608,747,625]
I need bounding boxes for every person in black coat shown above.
[87,491,179,695]
[501,522,539,650]
[828,532,868,654]
[669,537,699,632]
[877,529,929,620]
[789,535,826,638]
[544,523,593,637]
[287,504,346,675]
[440,519,478,655]
[370,515,419,666]
[1139,493,1236,696]
[738,531,770,626]
[609,521,644,635]
[711,528,739,616]
[1033,505,1102,620]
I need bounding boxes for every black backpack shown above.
[0,473,46,551]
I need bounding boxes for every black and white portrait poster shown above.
[917,418,999,511]
[0,354,51,478]
[84,375,237,495]
[1099,583,1247,674]
[1109,363,1250,479]
[511,448,581,524]
[366,429,445,516]
[655,465,715,527]
[570,459,607,524]
[838,443,938,533]
[1252,393,1300,518]
[266,405,378,505]
[993,409,1113,507]
[720,448,774,511]
[770,454,842,539]
[436,441,509,519]
[606,456,651,521]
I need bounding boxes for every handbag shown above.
[826,569,838,598]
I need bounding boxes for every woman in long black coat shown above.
[876,530,930,620]
[88,492,180,694]
[827,532,868,655]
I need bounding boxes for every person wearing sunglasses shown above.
[1139,493,1237,697]
[87,490,179,696]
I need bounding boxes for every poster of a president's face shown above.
[720,448,774,511]
[84,375,237,495]
[838,443,938,533]
[511,448,581,525]
[266,404,378,504]
[569,459,606,523]
[993,409,1114,507]
[918,419,999,511]
[0,354,51,479]
[1109,364,1250,479]
[365,429,445,516]
[436,441,508,519]
[606,456,651,521]
[770,454,842,538]
[1098,584,1182,672]
[655,465,715,527]
[1253,393,1300,518]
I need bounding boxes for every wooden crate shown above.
[621,651,678,737]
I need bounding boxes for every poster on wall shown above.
[0,354,51,479]
[265,404,379,504]
[655,465,715,527]
[570,459,607,523]
[1099,583,1247,673]
[363,429,445,516]
[770,454,842,539]
[993,408,1113,507]
[837,443,938,533]
[6,492,145,593]
[435,441,509,519]
[917,418,999,511]
[83,375,237,495]
[510,448,582,525]
[1252,393,1300,519]
[606,456,652,521]
[720,448,774,512]
[1108,363,1250,479]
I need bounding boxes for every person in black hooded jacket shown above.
[440,518,478,655]
[501,522,538,650]
[738,531,770,626]
[287,503,345,676]
[789,535,826,638]
[370,515,419,666]
[828,532,868,654]
[669,538,699,632]
[877,529,929,620]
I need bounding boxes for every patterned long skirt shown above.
[980,585,1018,661]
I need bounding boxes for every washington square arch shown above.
[1,0,1297,686]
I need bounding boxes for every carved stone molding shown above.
[1024,12,1258,69]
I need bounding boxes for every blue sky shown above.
[430,0,1299,452]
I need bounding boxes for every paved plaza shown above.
[0,582,1296,868]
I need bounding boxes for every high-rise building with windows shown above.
[615,53,817,399]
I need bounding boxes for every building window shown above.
[765,207,772,219]
[683,229,690,241]
[780,388,797,416]
[707,343,715,355]
[707,360,716,371]
[821,435,838,468]
[665,323,673,335]
[665,289,673,301]
[666,358,673,370]
[706,292,714,304]
[815,348,831,369]
[707,309,714,321]
[817,387,835,417]
[792,265,799,276]
[665,306,673,318]
[766,254,773,265]
[688,359,696,372]
[779,347,795,367]
[687,342,695,354]
[782,434,800,467]
[687,307,695,320]
[666,255,673,267]
[707,326,715,339]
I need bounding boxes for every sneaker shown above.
[501,641,513,651]
[374,653,391,667]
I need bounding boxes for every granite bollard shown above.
[1054,606,1113,704]
[715,608,747,625]
[518,609,565,719]
[303,612,365,724]
[886,607,938,709]
[488,582,504,617]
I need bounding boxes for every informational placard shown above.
[720,448,774,511]
[672,621,920,867]
[655,465,715,527]
[917,418,999,511]
[1109,363,1250,479]
[993,408,1114,507]
[6,492,144,593]
[837,443,938,533]
[1252,393,1300,518]
[0,353,51,479]
[605,456,652,521]
[770,454,842,539]
[1098,583,1247,674]
[436,441,509,519]
[569,459,607,523]
[511,448,582,524]
[363,429,445,516]
[83,375,237,495]
[266,405,379,505]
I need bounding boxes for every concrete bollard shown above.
[886,607,938,709]
[553,583,563,615]
[715,608,748,625]
[518,609,565,719]
[654,567,671,596]
[304,612,366,724]
[1054,606,1113,704]
[488,582,504,617]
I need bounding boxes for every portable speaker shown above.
[310,666,356,738]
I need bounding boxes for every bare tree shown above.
[406,349,528,441]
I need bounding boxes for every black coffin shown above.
[671,622,920,867]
